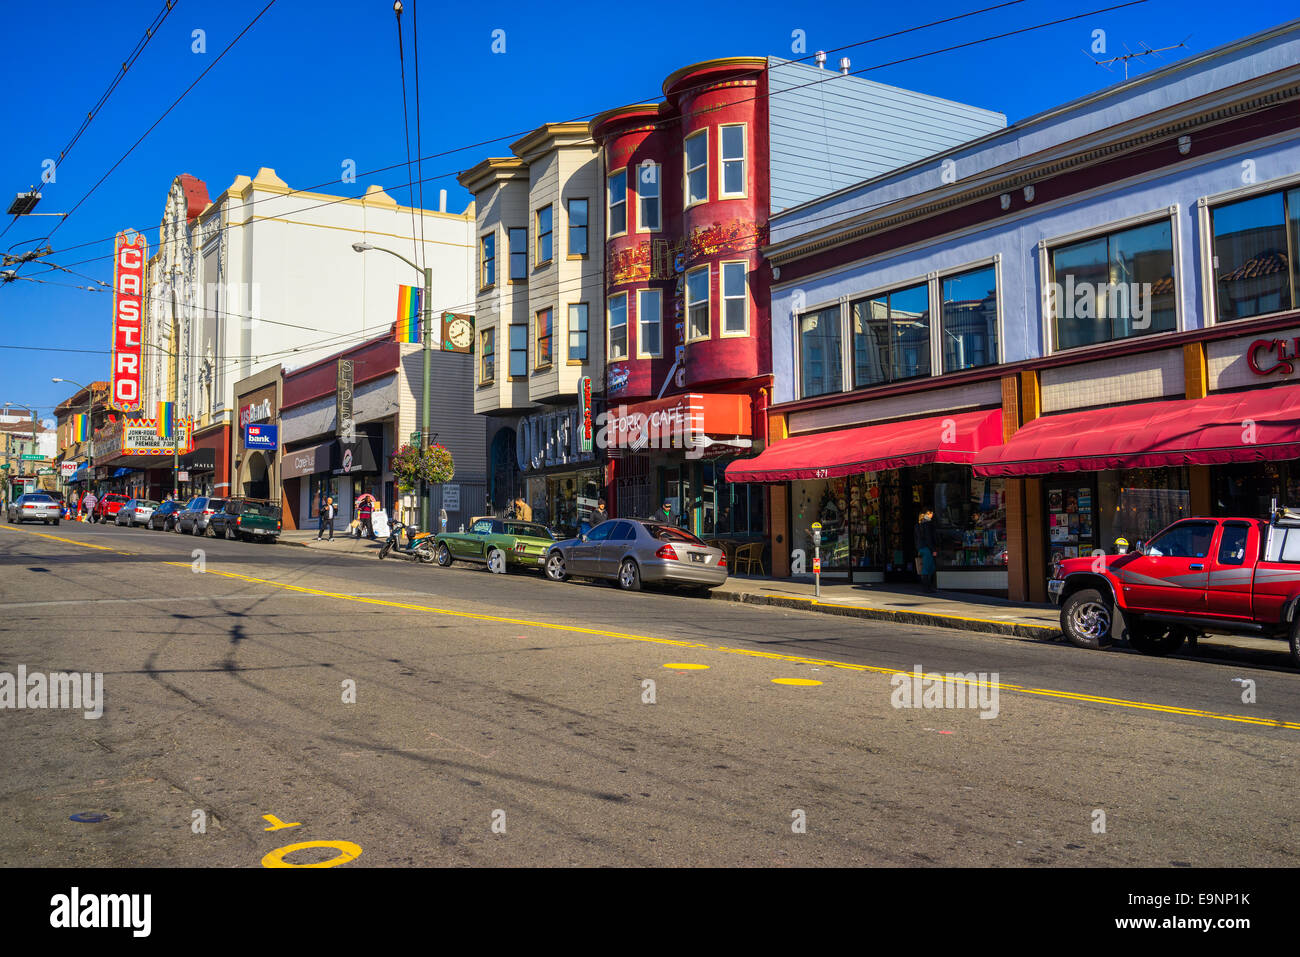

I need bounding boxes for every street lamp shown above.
[352,240,434,531]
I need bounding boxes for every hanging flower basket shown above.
[390,443,454,492]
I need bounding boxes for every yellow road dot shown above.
[261,840,362,868]
[663,663,709,670]
[771,678,822,686]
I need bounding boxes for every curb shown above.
[710,588,1063,641]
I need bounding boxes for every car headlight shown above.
[1050,561,1063,580]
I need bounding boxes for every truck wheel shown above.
[1128,622,1186,656]
[1289,617,1300,670]
[1061,587,1114,650]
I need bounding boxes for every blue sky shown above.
[0,0,1290,420]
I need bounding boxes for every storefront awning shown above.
[726,409,1003,483]
[973,385,1300,477]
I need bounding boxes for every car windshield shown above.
[207,500,226,509]
[140,500,159,508]
[242,502,279,517]
[504,522,552,539]
[25,494,54,503]
[644,523,704,545]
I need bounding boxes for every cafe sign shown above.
[1247,337,1300,376]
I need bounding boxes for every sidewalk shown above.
[278,528,385,556]
[711,575,1061,640]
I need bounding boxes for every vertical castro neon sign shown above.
[111,231,147,412]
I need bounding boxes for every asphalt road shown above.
[1,519,1297,867]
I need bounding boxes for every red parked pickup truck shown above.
[1049,509,1300,666]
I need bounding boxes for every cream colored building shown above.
[459,124,605,532]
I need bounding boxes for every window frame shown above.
[847,278,934,390]
[720,260,749,337]
[636,162,661,233]
[685,265,711,343]
[567,197,589,259]
[636,288,663,359]
[938,255,1004,373]
[1197,172,1300,327]
[534,204,554,268]
[1037,205,1183,355]
[607,169,628,239]
[534,307,554,371]
[508,323,528,380]
[478,326,495,385]
[794,297,847,400]
[718,123,748,200]
[567,302,588,365]
[479,230,496,290]
[684,129,709,208]
[607,291,629,360]
[508,226,528,283]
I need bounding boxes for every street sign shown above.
[441,483,460,510]
[20,454,43,461]
[36,467,54,475]
[409,431,420,446]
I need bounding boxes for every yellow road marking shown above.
[262,814,302,831]
[663,663,709,670]
[771,678,822,686]
[261,840,362,868]
[0,523,133,555]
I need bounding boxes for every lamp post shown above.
[52,377,93,497]
[351,241,434,531]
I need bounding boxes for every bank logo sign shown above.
[244,424,278,450]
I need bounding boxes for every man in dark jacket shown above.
[914,509,937,593]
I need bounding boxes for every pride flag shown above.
[157,401,175,440]
[74,414,90,442]
[395,284,421,343]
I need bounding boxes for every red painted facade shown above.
[592,57,772,429]
[281,334,399,411]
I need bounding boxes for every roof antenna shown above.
[1083,35,1190,81]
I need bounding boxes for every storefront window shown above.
[1112,467,1189,546]
[1213,462,1292,518]
[544,469,603,538]
[1045,479,1097,564]
[933,466,1007,568]
[700,461,766,538]
[308,473,333,519]
[799,305,842,398]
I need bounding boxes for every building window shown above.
[719,124,746,197]
[799,305,843,398]
[1211,185,1300,322]
[479,327,495,384]
[535,205,553,266]
[509,227,527,281]
[941,265,998,372]
[851,283,930,388]
[608,292,628,359]
[479,232,495,288]
[535,308,553,369]
[608,170,627,237]
[638,163,660,231]
[568,303,588,362]
[637,289,662,357]
[567,198,588,257]
[686,266,709,340]
[509,324,527,378]
[721,261,748,334]
[1049,219,1176,351]
[685,130,708,206]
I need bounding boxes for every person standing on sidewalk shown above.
[914,509,937,593]
[591,499,608,525]
[318,496,336,541]
[356,493,374,539]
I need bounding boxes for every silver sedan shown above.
[544,519,728,592]
[115,499,160,527]
[6,492,61,525]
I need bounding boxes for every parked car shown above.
[115,499,160,527]
[6,492,61,525]
[92,493,129,523]
[175,496,225,535]
[208,497,281,542]
[544,519,727,592]
[147,500,184,531]
[1050,508,1300,665]
[434,517,556,573]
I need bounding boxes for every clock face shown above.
[447,318,472,348]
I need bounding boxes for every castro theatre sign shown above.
[110,231,147,412]
[515,408,594,472]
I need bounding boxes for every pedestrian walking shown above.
[914,508,937,593]
[83,490,98,522]
[356,493,375,539]
[318,496,336,541]
[591,499,608,525]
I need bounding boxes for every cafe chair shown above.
[734,542,765,576]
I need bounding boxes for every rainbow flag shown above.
[157,401,175,440]
[395,285,422,343]
[74,414,90,442]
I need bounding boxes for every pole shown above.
[420,264,433,532]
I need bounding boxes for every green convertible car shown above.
[433,516,556,573]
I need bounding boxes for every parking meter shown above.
[811,522,822,598]
[439,508,448,533]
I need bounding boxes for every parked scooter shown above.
[378,520,435,562]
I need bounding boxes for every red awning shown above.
[725,409,1003,483]
[973,385,1300,477]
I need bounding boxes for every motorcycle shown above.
[378,520,435,563]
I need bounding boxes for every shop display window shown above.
[1112,467,1189,546]
[1214,462,1292,519]
[932,465,1007,568]
[1045,479,1097,564]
